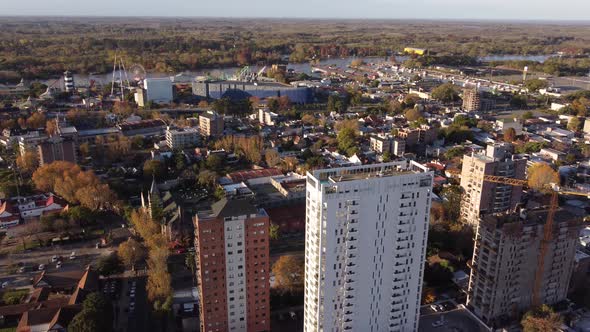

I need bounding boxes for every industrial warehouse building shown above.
[192,80,311,103]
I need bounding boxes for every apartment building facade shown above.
[369,135,406,157]
[397,125,437,148]
[467,209,582,326]
[165,126,200,149]
[199,111,224,138]
[194,198,270,332]
[304,161,433,332]
[37,136,77,166]
[460,143,527,225]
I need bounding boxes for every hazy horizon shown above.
[3,0,590,21]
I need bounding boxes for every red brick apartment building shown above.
[194,198,270,332]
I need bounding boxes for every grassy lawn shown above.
[2,288,30,306]
[0,327,17,332]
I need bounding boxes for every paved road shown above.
[0,242,114,288]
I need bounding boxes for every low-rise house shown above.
[495,118,523,135]
[0,200,20,227]
[538,147,566,161]
[15,194,66,221]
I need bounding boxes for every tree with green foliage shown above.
[440,185,462,223]
[382,152,392,162]
[269,223,280,240]
[453,115,477,128]
[96,253,124,276]
[443,147,466,160]
[205,154,225,172]
[404,108,422,122]
[327,95,347,113]
[69,309,101,332]
[521,111,534,120]
[567,117,582,132]
[440,125,473,144]
[174,151,186,172]
[337,127,358,157]
[2,289,28,305]
[515,141,548,154]
[185,252,196,278]
[143,159,165,179]
[69,293,114,332]
[510,95,528,109]
[197,170,217,189]
[432,83,459,103]
[524,79,549,92]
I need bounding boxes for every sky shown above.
[2,0,590,21]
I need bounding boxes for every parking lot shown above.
[103,275,148,332]
[419,304,490,332]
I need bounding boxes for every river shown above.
[64,54,555,87]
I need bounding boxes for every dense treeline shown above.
[0,18,589,80]
[491,57,590,76]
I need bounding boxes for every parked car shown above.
[56,261,62,269]
[51,255,58,262]
[38,264,45,271]
[70,252,76,260]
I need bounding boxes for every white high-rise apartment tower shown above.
[304,161,433,332]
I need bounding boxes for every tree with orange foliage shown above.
[32,161,80,191]
[113,101,134,117]
[528,163,559,192]
[26,112,46,129]
[32,161,115,211]
[16,151,39,174]
[422,287,437,304]
[272,255,304,294]
[45,120,58,136]
[503,127,517,142]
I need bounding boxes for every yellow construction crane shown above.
[448,169,589,306]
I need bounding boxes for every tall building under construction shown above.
[462,88,481,112]
[466,208,583,327]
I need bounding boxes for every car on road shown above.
[51,255,58,262]
[70,252,76,260]
[56,261,62,269]
[38,264,45,271]
[2,281,9,288]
